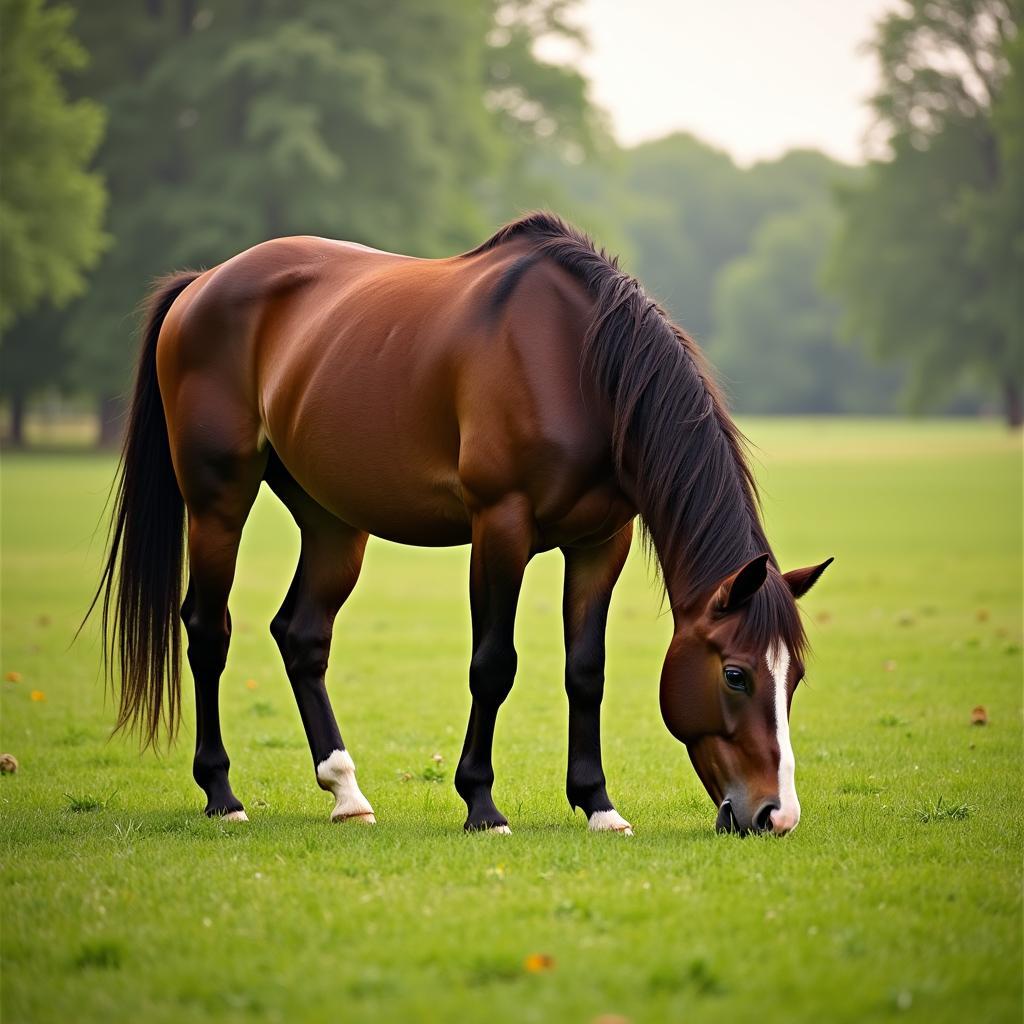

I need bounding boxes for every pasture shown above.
[1,418,1021,1023]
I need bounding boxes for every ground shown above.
[1,419,1021,1024]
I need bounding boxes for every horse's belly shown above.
[317,469,473,547]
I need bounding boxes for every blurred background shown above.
[1,0,1021,445]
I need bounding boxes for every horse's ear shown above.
[783,557,834,599]
[714,554,770,613]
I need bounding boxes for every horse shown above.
[88,212,831,836]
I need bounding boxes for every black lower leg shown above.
[455,656,515,830]
[562,529,631,820]
[183,586,243,816]
[268,521,367,779]
[566,660,614,817]
[455,499,531,832]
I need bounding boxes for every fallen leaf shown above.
[30,690,46,702]
[524,953,555,973]
[591,1017,631,1024]
[0,754,18,773]
[245,679,258,690]
[5,671,22,683]
[970,705,988,726]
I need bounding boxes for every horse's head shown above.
[660,553,832,836]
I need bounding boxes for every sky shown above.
[542,0,899,166]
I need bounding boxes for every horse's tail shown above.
[83,271,200,749]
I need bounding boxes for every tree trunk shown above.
[98,394,124,448]
[8,392,26,447]
[1005,378,1023,430]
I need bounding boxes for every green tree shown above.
[828,0,1023,425]
[0,0,106,442]
[614,133,750,340]
[61,0,598,442]
[711,204,903,414]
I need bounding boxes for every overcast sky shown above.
[544,0,899,166]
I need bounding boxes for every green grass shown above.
[1,418,1021,1024]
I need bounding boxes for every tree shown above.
[61,0,600,443]
[710,204,903,414]
[828,0,1023,425]
[0,0,106,443]
[614,133,751,340]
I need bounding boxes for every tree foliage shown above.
[711,204,903,414]
[62,0,597,410]
[828,0,1023,424]
[0,0,106,333]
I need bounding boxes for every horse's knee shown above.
[469,639,517,706]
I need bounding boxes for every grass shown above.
[1,417,1022,1024]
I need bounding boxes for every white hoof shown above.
[317,749,375,825]
[330,810,376,824]
[222,810,249,822]
[588,809,633,835]
[486,824,512,835]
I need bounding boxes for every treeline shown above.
[1,0,1021,440]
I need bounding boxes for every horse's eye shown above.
[724,667,749,693]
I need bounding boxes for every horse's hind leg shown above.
[177,440,266,819]
[267,466,374,823]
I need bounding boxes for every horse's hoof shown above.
[221,809,249,822]
[331,810,376,824]
[464,819,511,834]
[588,809,632,835]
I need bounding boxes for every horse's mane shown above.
[465,212,806,660]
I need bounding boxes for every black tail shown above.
[83,272,199,748]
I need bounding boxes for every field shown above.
[1,419,1021,1023]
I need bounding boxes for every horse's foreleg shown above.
[455,495,533,833]
[270,521,374,823]
[562,523,633,833]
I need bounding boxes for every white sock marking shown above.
[222,809,248,822]
[766,641,800,834]
[588,809,633,835]
[316,749,376,823]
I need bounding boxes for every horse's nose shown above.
[769,804,800,835]
[752,800,778,833]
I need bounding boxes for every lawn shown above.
[1,418,1021,1024]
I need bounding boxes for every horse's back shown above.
[157,234,622,547]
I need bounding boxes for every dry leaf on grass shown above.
[970,705,988,726]
[523,953,555,973]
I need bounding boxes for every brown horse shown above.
[90,212,830,836]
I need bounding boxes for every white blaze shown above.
[766,641,800,834]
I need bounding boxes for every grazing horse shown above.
[89,213,830,836]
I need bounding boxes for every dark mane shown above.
[465,212,806,659]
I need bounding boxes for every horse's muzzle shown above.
[716,798,780,835]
